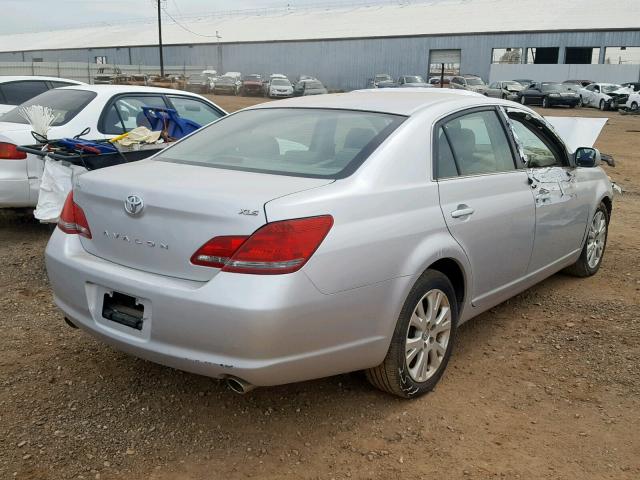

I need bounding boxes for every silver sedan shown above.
[45,89,614,398]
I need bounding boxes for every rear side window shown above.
[0,80,49,105]
[437,110,515,177]
[436,128,458,178]
[167,96,224,126]
[101,95,167,134]
[156,108,405,179]
[0,88,97,126]
[50,81,77,89]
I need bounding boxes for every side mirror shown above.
[575,147,601,168]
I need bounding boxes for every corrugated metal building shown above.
[0,0,638,90]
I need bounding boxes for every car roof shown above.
[250,88,493,116]
[0,75,84,84]
[56,84,208,97]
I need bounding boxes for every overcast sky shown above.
[3,0,404,34]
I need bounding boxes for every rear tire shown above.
[599,99,607,111]
[630,101,639,111]
[366,270,458,398]
[564,203,609,277]
[542,97,549,108]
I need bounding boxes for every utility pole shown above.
[157,0,165,76]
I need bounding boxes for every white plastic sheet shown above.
[544,117,608,152]
[34,159,87,223]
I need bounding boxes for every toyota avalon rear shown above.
[45,106,406,392]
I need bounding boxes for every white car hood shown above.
[545,117,608,152]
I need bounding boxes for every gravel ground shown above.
[1,97,638,480]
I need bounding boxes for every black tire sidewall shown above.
[391,271,459,398]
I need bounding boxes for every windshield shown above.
[244,75,261,81]
[156,108,405,179]
[375,75,392,82]
[503,81,521,88]
[218,77,235,83]
[541,83,563,92]
[0,89,97,126]
[465,77,485,86]
[271,79,291,86]
[601,84,621,93]
[305,81,324,89]
[405,76,425,83]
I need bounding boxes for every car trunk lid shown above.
[75,159,333,281]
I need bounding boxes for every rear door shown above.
[435,107,535,308]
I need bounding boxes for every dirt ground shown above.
[1,95,638,480]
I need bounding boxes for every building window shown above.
[95,56,108,64]
[526,48,559,64]
[565,47,600,64]
[604,47,640,64]
[429,49,461,78]
[491,48,522,64]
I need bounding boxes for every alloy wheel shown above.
[405,289,452,383]
[586,211,607,269]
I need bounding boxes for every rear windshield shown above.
[541,83,563,92]
[405,76,425,83]
[156,108,405,179]
[0,88,96,126]
[465,77,485,86]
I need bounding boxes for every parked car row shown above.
[484,78,640,111]
[182,70,329,98]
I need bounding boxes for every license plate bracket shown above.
[102,292,144,331]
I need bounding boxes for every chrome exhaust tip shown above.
[225,376,255,394]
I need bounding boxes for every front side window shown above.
[0,80,49,105]
[437,110,515,177]
[156,108,404,178]
[168,96,224,126]
[507,116,563,168]
[0,88,97,126]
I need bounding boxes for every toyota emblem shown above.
[124,194,144,216]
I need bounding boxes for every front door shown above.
[504,108,589,273]
[435,108,535,308]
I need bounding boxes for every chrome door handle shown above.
[451,206,475,218]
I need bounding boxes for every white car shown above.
[578,83,634,110]
[267,78,294,98]
[0,76,84,115]
[0,85,226,208]
[625,91,640,111]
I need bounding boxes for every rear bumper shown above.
[549,97,580,106]
[45,231,406,386]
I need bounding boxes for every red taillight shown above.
[58,192,92,238]
[191,235,249,268]
[0,142,27,160]
[191,215,333,275]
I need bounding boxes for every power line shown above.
[161,7,226,38]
